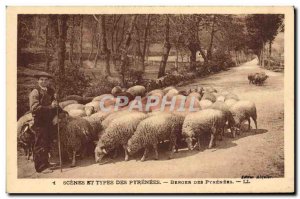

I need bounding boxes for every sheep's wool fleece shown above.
[63,104,85,112]
[60,117,93,155]
[101,110,135,129]
[100,112,147,151]
[225,99,238,107]
[229,100,257,122]
[182,109,225,137]
[127,85,146,97]
[128,114,184,154]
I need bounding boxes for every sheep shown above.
[199,99,213,110]
[59,100,78,109]
[225,93,239,101]
[84,106,95,116]
[229,100,257,135]
[86,98,116,112]
[92,94,114,102]
[254,72,269,85]
[18,120,34,160]
[59,115,95,167]
[113,91,135,107]
[182,109,226,150]
[162,86,176,94]
[63,104,85,112]
[94,112,147,163]
[100,110,136,130]
[216,95,225,102]
[210,101,235,138]
[204,86,217,93]
[178,89,189,96]
[126,85,146,97]
[248,73,258,84]
[224,99,238,108]
[17,112,33,136]
[165,88,179,101]
[201,92,216,103]
[111,86,122,96]
[83,115,104,139]
[68,109,87,117]
[146,89,164,97]
[188,92,202,100]
[62,95,83,102]
[127,114,185,161]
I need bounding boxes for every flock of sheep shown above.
[18,83,258,168]
[248,72,269,85]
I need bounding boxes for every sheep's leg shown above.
[113,148,118,159]
[141,148,149,162]
[193,136,201,150]
[71,151,76,167]
[169,144,176,159]
[253,118,258,130]
[209,127,216,149]
[247,118,251,131]
[153,144,159,160]
[123,145,129,161]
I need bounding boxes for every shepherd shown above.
[29,71,61,173]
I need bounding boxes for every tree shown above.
[79,15,84,67]
[158,15,171,78]
[93,15,111,75]
[246,14,283,66]
[141,15,151,71]
[57,15,68,76]
[69,15,75,64]
[120,15,137,85]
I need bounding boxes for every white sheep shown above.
[127,113,185,161]
[94,112,147,163]
[165,88,179,101]
[229,100,257,134]
[127,85,146,97]
[199,99,213,110]
[92,94,114,102]
[63,104,85,112]
[224,99,238,108]
[162,86,176,94]
[111,86,122,96]
[182,109,226,150]
[59,100,78,109]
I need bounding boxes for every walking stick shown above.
[54,91,63,172]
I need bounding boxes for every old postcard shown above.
[7,6,294,193]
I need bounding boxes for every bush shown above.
[210,50,235,72]
[54,63,91,98]
[84,76,121,97]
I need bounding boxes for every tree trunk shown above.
[134,23,143,71]
[57,15,67,76]
[79,15,83,67]
[175,47,179,71]
[141,15,151,71]
[207,15,216,61]
[93,33,100,68]
[69,15,75,64]
[88,21,97,61]
[268,40,272,68]
[158,16,171,78]
[45,16,50,71]
[99,15,111,76]
[261,43,265,67]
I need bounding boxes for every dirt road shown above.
[18,58,284,178]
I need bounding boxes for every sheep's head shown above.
[85,106,95,116]
[94,141,108,164]
[127,136,142,155]
[185,137,193,151]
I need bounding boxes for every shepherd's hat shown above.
[33,71,53,79]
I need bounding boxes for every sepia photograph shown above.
[6,6,294,193]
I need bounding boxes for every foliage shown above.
[53,63,91,98]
